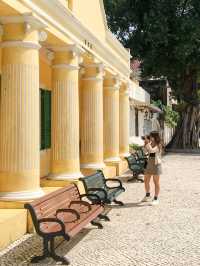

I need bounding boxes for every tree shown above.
[104,0,200,149]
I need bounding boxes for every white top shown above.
[145,143,162,165]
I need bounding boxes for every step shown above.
[116,160,128,175]
[0,209,27,250]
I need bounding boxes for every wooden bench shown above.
[79,170,125,206]
[125,155,144,183]
[25,184,104,265]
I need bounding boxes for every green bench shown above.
[135,148,148,168]
[79,170,125,206]
[125,154,144,182]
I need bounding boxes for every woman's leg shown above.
[153,175,160,198]
[141,174,152,202]
[144,175,151,194]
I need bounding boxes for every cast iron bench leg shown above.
[113,199,124,206]
[136,176,144,183]
[98,214,110,221]
[91,220,103,229]
[128,172,144,183]
[31,237,49,263]
[50,238,70,265]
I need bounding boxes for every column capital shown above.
[82,62,104,72]
[50,44,83,70]
[52,64,79,70]
[0,40,41,50]
[120,80,130,96]
[48,44,84,58]
[104,75,122,91]
[120,89,129,96]
[81,62,105,81]
[0,13,47,49]
[0,13,47,29]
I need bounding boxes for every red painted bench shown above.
[25,184,104,265]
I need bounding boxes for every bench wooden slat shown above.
[25,183,104,264]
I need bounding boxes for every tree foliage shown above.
[104,0,200,149]
[104,0,200,104]
[152,100,180,128]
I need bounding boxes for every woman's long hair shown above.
[150,131,162,150]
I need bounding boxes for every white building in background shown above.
[129,81,151,146]
[129,80,163,146]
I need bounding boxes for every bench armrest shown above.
[87,188,108,199]
[80,193,102,203]
[105,178,123,189]
[69,200,91,212]
[38,218,66,235]
[56,208,80,220]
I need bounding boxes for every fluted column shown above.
[103,76,120,163]
[50,46,82,179]
[80,62,105,169]
[0,17,44,200]
[119,83,130,157]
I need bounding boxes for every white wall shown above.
[138,110,144,136]
[163,123,175,145]
[129,82,150,104]
[129,106,135,137]
[129,107,145,146]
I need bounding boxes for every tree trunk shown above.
[167,67,200,150]
[166,104,200,149]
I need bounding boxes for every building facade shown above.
[0,0,132,203]
[0,0,137,248]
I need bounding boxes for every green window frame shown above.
[40,89,51,150]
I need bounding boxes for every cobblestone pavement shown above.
[0,153,200,266]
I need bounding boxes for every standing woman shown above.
[141,131,162,205]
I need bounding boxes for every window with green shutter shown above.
[40,89,51,150]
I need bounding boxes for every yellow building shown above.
[0,0,132,248]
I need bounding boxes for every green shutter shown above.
[40,89,45,150]
[40,89,51,150]
[44,90,51,149]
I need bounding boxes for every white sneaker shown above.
[150,199,159,206]
[141,196,152,202]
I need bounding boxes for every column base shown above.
[80,162,105,169]
[0,188,44,201]
[104,157,121,163]
[48,172,83,181]
[120,152,130,158]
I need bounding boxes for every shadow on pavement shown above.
[0,228,94,265]
[110,202,149,209]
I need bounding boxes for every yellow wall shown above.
[39,54,52,90]
[73,0,106,40]
[40,149,51,178]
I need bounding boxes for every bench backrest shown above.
[80,170,105,191]
[25,184,80,232]
[125,155,138,166]
[137,149,144,158]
